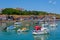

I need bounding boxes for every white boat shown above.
[49,16,57,27]
[32,27,49,35]
[42,22,48,27]
[17,29,22,33]
[49,23,57,27]
[14,22,22,27]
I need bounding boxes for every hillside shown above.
[0,8,60,19]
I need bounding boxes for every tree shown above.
[2,8,21,15]
[2,8,57,16]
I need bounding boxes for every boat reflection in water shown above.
[33,35,49,40]
[49,26,57,31]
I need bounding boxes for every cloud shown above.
[49,0,56,5]
[53,1,56,5]
[49,0,52,4]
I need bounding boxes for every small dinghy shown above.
[21,29,29,32]
[49,16,57,27]
[7,25,15,32]
[14,21,22,27]
[32,27,49,35]
[17,29,22,33]
[49,23,57,27]
[42,23,48,27]
[17,28,29,32]
[21,28,29,32]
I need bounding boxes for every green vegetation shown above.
[1,8,60,19]
[2,8,49,15]
[2,8,21,15]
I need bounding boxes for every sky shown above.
[0,0,60,14]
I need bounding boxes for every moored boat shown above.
[49,16,58,27]
[17,29,22,33]
[14,21,22,27]
[49,23,57,27]
[32,26,49,35]
[17,28,29,33]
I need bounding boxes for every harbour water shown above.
[0,21,60,40]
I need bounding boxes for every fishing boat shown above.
[17,28,29,32]
[7,25,15,32]
[49,16,57,27]
[17,29,22,33]
[40,15,49,27]
[21,28,29,32]
[49,23,57,27]
[14,21,22,27]
[32,27,49,35]
[41,22,48,27]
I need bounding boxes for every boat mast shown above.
[49,0,56,24]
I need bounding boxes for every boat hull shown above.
[32,30,48,35]
[49,23,57,27]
